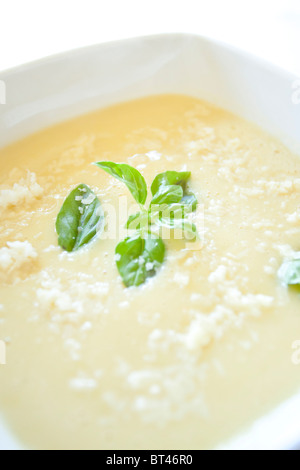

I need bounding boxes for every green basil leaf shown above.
[278,257,300,286]
[56,184,104,252]
[126,211,149,230]
[94,161,147,205]
[115,233,165,287]
[150,185,183,207]
[151,171,191,195]
[151,170,197,211]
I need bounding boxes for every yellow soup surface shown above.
[0,94,300,450]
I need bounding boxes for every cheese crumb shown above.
[208,265,227,283]
[0,241,37,271]
[146,262,154,271]
[146,150,161,161]
[286,209,300,224]
[0,172,43,211]
[69,377,98,391]
[173,272,189,287]
[82,194,96,205]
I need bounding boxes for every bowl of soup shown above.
[0,34,300,450]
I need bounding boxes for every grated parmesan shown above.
[0,171,43,211]
[0,241,37,271]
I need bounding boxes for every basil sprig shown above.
[96,162,199,287]
[56,184,104,252]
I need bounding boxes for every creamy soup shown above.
[0,94,300,450]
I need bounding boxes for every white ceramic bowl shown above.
[0,33,299,450]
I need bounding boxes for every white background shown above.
[0,0,300,75]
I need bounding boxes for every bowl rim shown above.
[0,32,298,82]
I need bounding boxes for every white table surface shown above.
[0,0,299,76]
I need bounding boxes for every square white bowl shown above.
[0,33,299,450]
